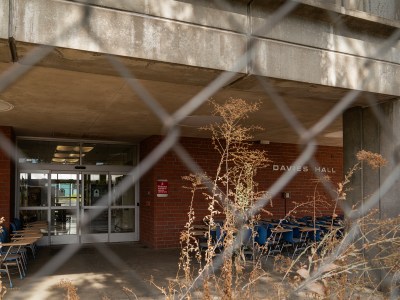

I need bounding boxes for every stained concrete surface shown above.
[3,242,287,299]
[2,242,388,299]
[4,243,180,300]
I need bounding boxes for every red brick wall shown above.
[0,127,15,228]
[140,136,343,248]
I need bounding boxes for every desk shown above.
[282,224,300,229]
[12,235,42,240]
[319,224,343,230]
[299,227,319,232]
[192,230,207,237]
[272,228,292,233]
[193,224,208,230]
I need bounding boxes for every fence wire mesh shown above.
[1,0,400,299]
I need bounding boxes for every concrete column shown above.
[343,101,400,218]
[343,100,400,291]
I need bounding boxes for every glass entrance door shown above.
[110,174,136,242]
[81,173,109,243]
[50,173,79,244]
[18,169,138,245]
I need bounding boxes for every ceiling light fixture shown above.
[54,153,85,158]
[56,145,94,152]
[0,100,14,112]
[52,158,79,164]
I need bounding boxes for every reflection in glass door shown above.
[110,174,136,242]
[50,173,79,244]
[81,173,109,243]
[19,172,49,240]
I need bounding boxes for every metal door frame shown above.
[17,164,139,245]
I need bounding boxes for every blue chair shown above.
[0,227,26,286]
[2,226,28,269]
[307,228,322,243]
[254,225,268,246]
[256,225,283,257]
[13,218,23,230]
[281,230,295,253]
[282,229,306,255]
[200,225,224,252]
[10,222,37,259]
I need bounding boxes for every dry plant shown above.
[58,279,80,300]
[153,98,272,299]
[153,98,397,300]
[122,287,139,300]
[278,150,398,299]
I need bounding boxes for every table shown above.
[319,224,343,230]
[299,227,318,232]
[271,228,292,233]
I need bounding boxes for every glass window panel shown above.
[20,172,48,207]
[19,209,47,223]
[111,208,135,233]
[51,174,78,206]
[82,209,108,234]
[111,175,135,206]
[50,209,77,235]
[82,143,137,165]
[83,173,109,206]
[17,140,80,165]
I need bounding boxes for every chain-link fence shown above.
[1,0,400,299]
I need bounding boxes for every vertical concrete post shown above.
[343,101,400,218]
[342,106,363,212]
[343,100,400,291]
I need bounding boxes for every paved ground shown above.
[4,243,181,300]
[3,242,388,300]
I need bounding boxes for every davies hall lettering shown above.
[272,165,336,173]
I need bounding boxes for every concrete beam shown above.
[12,0,247,72]
[72,0,248,33]
[251,38,400,96]
[252,2,400,65]
[344,0,400,21]
[0,0,12,63]
[7,0,400,97]
[0,0,9,39]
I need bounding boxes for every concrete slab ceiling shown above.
[0,45,395,147]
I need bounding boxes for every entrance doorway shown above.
[16,138,139,245]
[18,168,138,245]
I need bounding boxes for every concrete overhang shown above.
[1,0,399,147]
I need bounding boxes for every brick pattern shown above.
[140,136,343,249]
[0,127,14,228]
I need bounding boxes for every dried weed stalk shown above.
[281,151,397,299]
[153,98,397,300]
[58,279,80,300]
[155,98,272,299]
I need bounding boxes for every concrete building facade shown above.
[0,0,399,248]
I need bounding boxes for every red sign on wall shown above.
[156,179,168,197]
